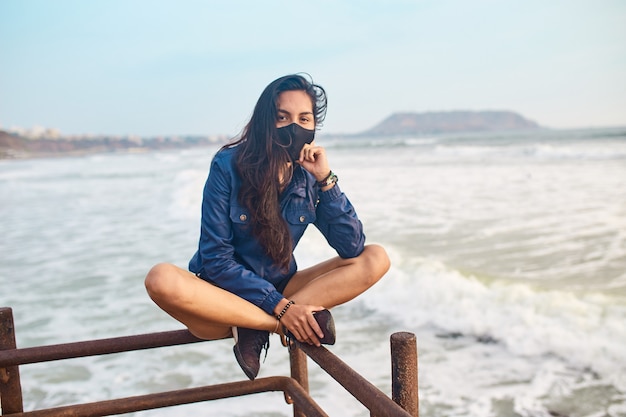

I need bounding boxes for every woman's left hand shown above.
[279,303,326,346]
[297,143,331,182]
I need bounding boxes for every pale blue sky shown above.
[1,0,624,136]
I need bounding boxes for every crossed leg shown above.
[283,244,390,307]
[144,244,390,340]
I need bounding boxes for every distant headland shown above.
[1,110,541,159]
[359,110,540,136]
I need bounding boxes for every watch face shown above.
[317,172,338,187]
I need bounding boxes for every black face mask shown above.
[276,123,315,161]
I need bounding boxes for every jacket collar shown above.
[281,165,308,199]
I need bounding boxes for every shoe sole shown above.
[313,310,336,345]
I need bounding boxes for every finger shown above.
[306,313,323,346]
[288,325,304,343]
[297,326,317,345]
[310,146,323,159]
[297,148,306,163]
[303,146,316,162]
[302,327,320,346]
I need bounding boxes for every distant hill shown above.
[361,111,541,136]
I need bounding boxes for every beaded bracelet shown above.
[276,300,295,320]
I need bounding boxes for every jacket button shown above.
[240,214,247,221]
[299,215,305,223]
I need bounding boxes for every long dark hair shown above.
[227,74,327,270]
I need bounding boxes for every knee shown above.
[144,263,179,302]
[361,244,391,282]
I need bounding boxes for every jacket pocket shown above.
[230,206,250,227]
[285,206,316,226]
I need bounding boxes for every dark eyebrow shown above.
[277,109,314,116]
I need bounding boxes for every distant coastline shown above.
[1,110,542,159]
[0,131,229,160]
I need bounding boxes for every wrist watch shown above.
[316,171,338,188]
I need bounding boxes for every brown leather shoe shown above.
[232,327,269,380]
[313,309,336,345]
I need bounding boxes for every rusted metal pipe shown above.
[297,342,413,417]
[2,377,328,417]
[0,307,24,414]
[391,332,418,416]
[289,346,309,417]
[0,305,418,417]
[0,329,205,367]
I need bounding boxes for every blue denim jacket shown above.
[189,146,365,315]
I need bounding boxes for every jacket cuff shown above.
[260,289,285,316]
[318,183,342,202]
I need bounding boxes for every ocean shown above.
[1,127,625,416]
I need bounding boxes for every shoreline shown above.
[3,125,624,161]
[0,130,228,161]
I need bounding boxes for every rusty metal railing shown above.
[0,307,417,416]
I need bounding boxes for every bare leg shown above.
[283,244,390,308]
[144,263,278,340]
[145,244,390,340]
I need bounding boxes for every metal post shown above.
[299,342,413,417]
[289,346,308,417]
[391,332,418,416]
[0,307,24,414]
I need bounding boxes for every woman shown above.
[145,74,390,380]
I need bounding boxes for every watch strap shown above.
[316,171,338,187]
